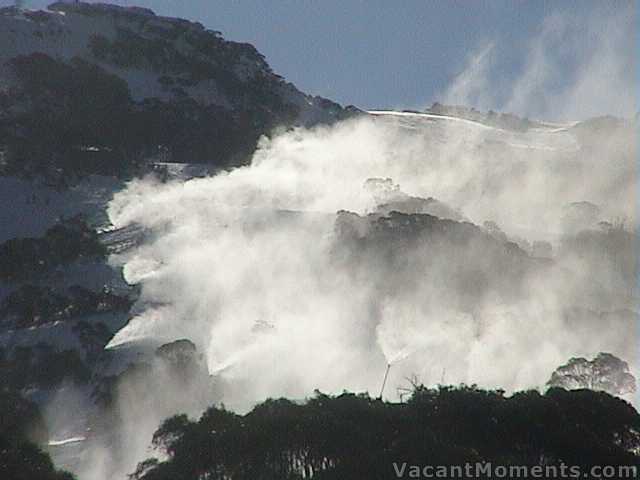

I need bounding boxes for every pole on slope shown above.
[379,363,391,399]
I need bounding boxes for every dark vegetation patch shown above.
[0,16,310,182]
[0,344,91,391]
[0,217,106,282]
[92,339,206,411]
[334,211,532,310]
[0,390,75,479]
[133,386,640,480]
[2,54,135,178]
[0,284,131,330]
[1,3,349,181]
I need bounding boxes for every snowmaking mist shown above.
[66,9,638,477]
[103,3,637,414]
[105,108,637,411]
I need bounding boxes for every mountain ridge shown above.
[0,2,351,178]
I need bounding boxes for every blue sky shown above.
[4,1,638,117]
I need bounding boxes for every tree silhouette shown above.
[0,390,76,480]
[548,353,636,396]
[132,385,640,480]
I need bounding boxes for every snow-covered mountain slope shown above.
[0,0,353,379]
[0,2,351,177]
[369,109,575,153]
[0,6,636,477]
[0,175,122,242]
[0,2,342,117]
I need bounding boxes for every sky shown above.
[3,1,638,117]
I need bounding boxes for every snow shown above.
[0,4,264,109]
[367,110,580,153]
[0,175,122,243]
[0,310,130,353]
[0,7,117,64]
[368,109,498,130]
[151,162,217,179]
[48,436,87,447]
[0,2,339,132]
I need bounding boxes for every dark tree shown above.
[132,385,640,480]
